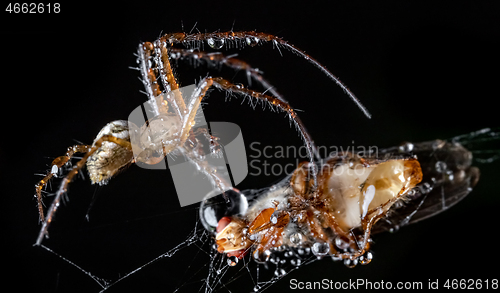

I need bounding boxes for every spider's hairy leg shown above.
[161,31,371,119]
[153,40,187,116]
[137,42,168,116]
[169,48,322,160]
[179,77,214,144]
[35,145,91,222]
[35,135,132,245]
[206,76,319,186]
[138,41,186,120]
[168,48,288,104]
[138,42,162,98]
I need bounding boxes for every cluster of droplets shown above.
[213,236,376,293]
[207,37,225,49]
[206,36,260,50]
[330,237,374,268]
[434,160,456,182]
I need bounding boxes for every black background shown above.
[3,1,500,292]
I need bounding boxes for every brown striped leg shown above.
[35,135,132,245]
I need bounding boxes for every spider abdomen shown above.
[87,120,133,185]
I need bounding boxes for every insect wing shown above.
[372,139,480,234]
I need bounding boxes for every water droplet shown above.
[359,251,373,265]
[216,269,222,274]
[331,255,342,262]
[199,189,248,234]
[419,182,433,194]
[335,237,350,250]
[246,36,259,47]
[389,225,400,233]
[344,258,358,268]
[207,37,224,49]
[253,249,271,263]
[312,242,330,256]
[253,285,261,292]
[275,245,286,252]
[274,268,287,277]
[398,142,414,153]
[50,165,59,175]
[435,161,447,173]
[432,140,446,150]
[270,211,279,224]
[227,255,238,266]
[269,255,279,264]
[446,170,454,181]
[290,258,302,267]
[289,232,303,245]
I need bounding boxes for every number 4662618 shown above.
[6,3,60,13]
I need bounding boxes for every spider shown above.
[34,31,371,245]
[208,135,480,266]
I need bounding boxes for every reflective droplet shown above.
[207,37,224,49]
[275,245,286,252]
[290,258,302,266]
[398,142,414,153]
[359,251,373,265]
[270,211,279,224]
[344,258,358,268]
[389,225,400,233]
[246,36,259,47]
[312,242,330,256]
[335,237,350,250]
[274,268,287,277]
[446,170,454,181]
[289,232,303,245]
[331,255,342,262]
[432,140,446,150]
[419,182,433,194]
[435,161,447,173]
[227,255,238,266]
[269,255,279,264]
[50,165,59,175]
[253,285,261,292]
[199,189,248,234]
[216,269,222,274]
[348,158,355,168]
[253,249,271,263]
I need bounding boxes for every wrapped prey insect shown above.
[201,135,480,267]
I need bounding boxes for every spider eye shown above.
[200,189,248,234]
